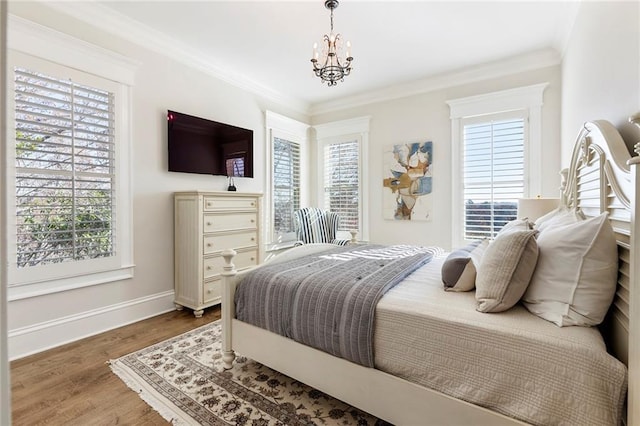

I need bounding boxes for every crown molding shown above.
[23,1,563,118]
[310,48,561,116]
[38,0,311,115]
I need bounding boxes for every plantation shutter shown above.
[463,118,525,239]
[14,67,116,268]
[272,137,301,240]
[323,140,359,231]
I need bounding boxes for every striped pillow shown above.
[295,208,339,244]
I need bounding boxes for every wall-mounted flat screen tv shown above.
[167,110,254,178]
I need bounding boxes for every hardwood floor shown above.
[10,306,221,425]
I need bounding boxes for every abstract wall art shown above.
[383,141,433,221]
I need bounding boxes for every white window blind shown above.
[14,67,115,268]
[463,118,524,239]
[272,137,300,239]
[323,140,359,231]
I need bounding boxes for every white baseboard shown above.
[8,290,175,360]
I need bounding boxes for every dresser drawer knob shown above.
[251,257,255,261]
[207,202,212,207]
[207,266,211,270]
[207,221,212,226]
[207,243,212,247]
[207,289,212,294]
[250,219,255,223]
[251,202,255,206]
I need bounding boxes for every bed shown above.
[220,116,640,425]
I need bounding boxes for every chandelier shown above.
[310,0,353,86]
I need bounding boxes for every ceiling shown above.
[96,0,580,113]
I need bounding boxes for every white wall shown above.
[312,67,562,250]
[5,1,568,358]
[6,2,308,358]
[561,1,640,163]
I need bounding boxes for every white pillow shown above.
[522,213,617,327]
[534,207,584,232]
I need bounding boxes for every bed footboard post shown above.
[221,249,237,370]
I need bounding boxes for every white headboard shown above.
[561,116,640,424]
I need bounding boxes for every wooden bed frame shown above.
[221,116,640,425]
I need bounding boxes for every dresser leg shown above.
[193,309,204,318]
[174,303,184,311]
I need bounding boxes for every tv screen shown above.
[167,110,254,178]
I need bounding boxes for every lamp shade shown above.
[517,198,559,222]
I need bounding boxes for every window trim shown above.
[461,112,528,240]
[447,84,547,247]
[6,16,137,301]
[314,116,370,241]
[264,111,309,246]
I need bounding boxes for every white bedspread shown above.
[374,254,627,426]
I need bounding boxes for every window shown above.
[265,111,308,245]
[272,137,301,240]
[447,84,547,246]
[225,158,245,177]
[14,68,116,268]
[322,140,360,232]
[314,116,370,241]
[7,18,136,299]
[463,116,525,239]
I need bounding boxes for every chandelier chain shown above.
[330,7,334,33]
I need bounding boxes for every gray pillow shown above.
[442,240,489,292]
[476,228,539,312]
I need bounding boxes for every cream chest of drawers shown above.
[174,191,261,317]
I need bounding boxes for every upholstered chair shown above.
[294,207,350,246]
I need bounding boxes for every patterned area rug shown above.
[109,320,384,425]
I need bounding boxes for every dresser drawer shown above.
[203,231,257,254]
[203,249,258,279]
[204,196,257,211]
[203,213,256,232]
[203,279,221,304]
[175,192,262,316]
